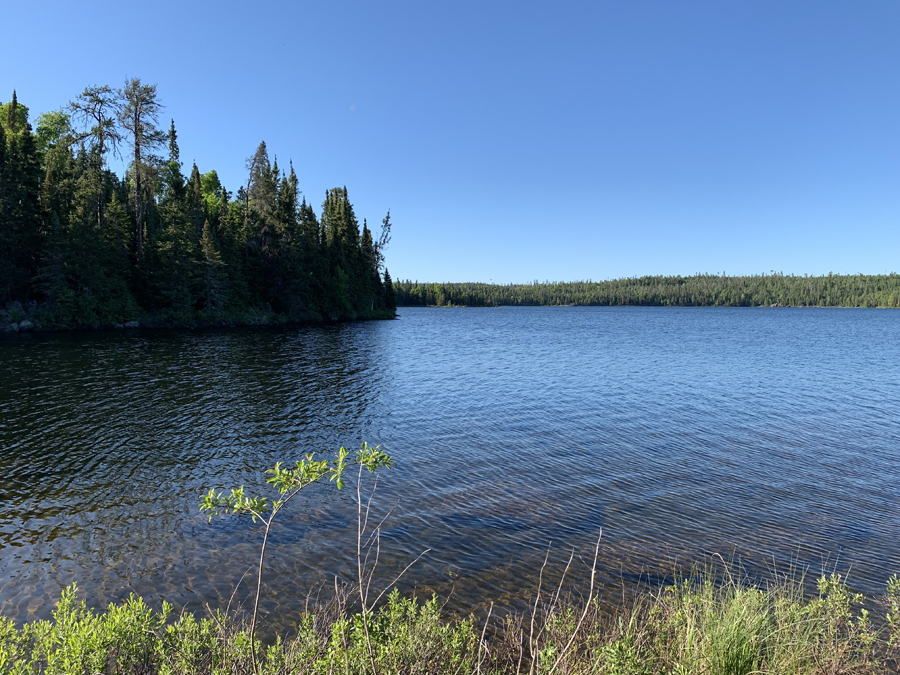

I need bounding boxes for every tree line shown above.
[0,81,396,329]
[396,273,900,308]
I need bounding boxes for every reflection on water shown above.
[1,308,900,632]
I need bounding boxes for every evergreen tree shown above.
[155,121,197,317]
[119,78,165,261]
[375,210,391,273]
[0,94,42,302]
[271,163,305,315]
[360,219,383,311]
[320,186,366,316]
[383,268,396,310]
[297,197,323,315]
[0,119,12,301]
[0,86,398,325]
[69,85,120,232]
[187,163,205,238]
[217,189,251,309]
[200,220,226,315]
[244,141,278,304]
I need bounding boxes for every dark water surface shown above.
[1,307,899,630]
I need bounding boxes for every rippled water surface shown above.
[1,307,899,628]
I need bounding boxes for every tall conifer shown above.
[119,78,165,261]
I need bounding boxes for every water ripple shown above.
[1,308,900,630]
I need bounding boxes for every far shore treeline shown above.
[0,82,396,330]
[397,274,900,308]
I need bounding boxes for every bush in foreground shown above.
[2,571,899,674]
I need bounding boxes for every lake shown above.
[1,307,899,631]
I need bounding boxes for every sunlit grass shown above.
[3,569,899,674]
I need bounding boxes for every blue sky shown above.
[4,1,899,282]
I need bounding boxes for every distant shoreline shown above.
[401,303,884,309]
[396,273,900,309]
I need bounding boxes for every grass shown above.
[2,569,899,674]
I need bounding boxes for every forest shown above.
[396,273,900,308]
[0,81,396,330]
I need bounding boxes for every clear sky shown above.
[3,1,898,283]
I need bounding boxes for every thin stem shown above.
[547,529,603,675]
[530,547,576,652]
[248,519,272,675]
[226,565,255,617]
[357,464,379,675]
[529,542,553,675]
[371,548,432,609]
[476,601,494,675]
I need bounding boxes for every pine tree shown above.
[69,85,121,233]
[119,78,165,261]
[0,83,399,325]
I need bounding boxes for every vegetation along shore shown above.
[2,547,899,673]
[0,83,396,333]
[3,446,899,673]
[396,274,900,309]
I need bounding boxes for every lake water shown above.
[1,307,899,630]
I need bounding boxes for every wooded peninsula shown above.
[396,274,900,308]
[0,82,396,331]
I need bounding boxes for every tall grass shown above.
[2,569,899,674]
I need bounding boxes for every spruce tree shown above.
[297,197,323,316]
[225,191,252,310]
[383,268,396,311]
[0,83,399,324]
[360,219,383,313]
[155,123,197,318]
[200,220,226,315]
[0,95,42,302]
[187,163,205,238]
[6,90,19,131]
[0,120,9,301]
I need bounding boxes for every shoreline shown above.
[397,303,894,309]
[1,307,397,334]
[3,565,897,673]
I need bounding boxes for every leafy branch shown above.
[200,442,393,675]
